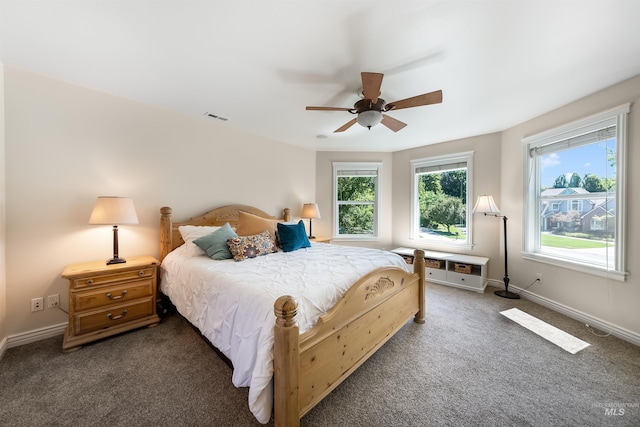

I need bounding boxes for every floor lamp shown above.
[473,194,520,299]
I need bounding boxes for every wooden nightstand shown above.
[310,237,332,243]
[61,255,161,352]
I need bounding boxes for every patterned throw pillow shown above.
[226,230,278,262]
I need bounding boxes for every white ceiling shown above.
[2,0,640,152]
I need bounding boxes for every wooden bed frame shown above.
[159,205,426,427]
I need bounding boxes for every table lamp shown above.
[89,196,139,265]
[301,203,321,239]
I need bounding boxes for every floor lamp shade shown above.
[472,194,500,215]
[89,197,139,265]
[472,194,519,299]
[301,203,321,239]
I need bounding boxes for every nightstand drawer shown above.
[71,267,155,289]
[73,279,154,311]
[73,297,155,335]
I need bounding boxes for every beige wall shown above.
[315,151,394,249]
[3,66,316,338]
[502,75,640,337]
[0,64,7,354]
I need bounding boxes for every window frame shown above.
[410,151,474,250]
[332,161,382,240]
[522,103,629,281]
[570,200,583,211]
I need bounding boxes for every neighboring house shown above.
[540,187,615,234]
[581,197,616,235]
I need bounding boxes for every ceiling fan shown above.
[306,72,443,133]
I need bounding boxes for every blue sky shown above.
[541,140,616,187]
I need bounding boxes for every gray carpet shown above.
[1,283,639,426]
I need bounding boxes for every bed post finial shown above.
[160,207,173,261]
[413,249,426,324]
[273,295,300,427]
[274,295,298,326]
[283,208,291,222]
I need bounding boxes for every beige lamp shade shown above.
[472,194,500,215]
[301,203,321,239]
[89,197,139,225]
[300,203,321,219]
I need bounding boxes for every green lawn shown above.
[541,233,612,249]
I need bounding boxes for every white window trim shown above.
[332,161,382,240]
[522,103,629,281]
[410,151,474,250]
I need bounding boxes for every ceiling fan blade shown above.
[386,90,443,111]
[334,118,357,133]
[361,72,384,103]
[381,114,407,132]
[306,106,352,111]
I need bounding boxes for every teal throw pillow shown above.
[277,220,311,252]
[193,222,238,260]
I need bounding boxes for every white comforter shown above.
[160,242,409,424]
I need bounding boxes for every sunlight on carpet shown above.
[500,308,590,354]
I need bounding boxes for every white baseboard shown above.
[0,335,7,359]
[6,322,68,349]
[491,280,640,346]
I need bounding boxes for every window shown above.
[333,162,381,238]
[410,152,474,249]
[523,104,629,280]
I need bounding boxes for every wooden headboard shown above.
[160,204,291,261]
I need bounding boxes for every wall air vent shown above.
[204,112,228,121]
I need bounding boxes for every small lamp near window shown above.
[301,203,321,239]
[473,194,519,299]
[89,196,139,265]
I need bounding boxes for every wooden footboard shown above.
[274,251,425,427]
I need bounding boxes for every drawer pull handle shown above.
[106,290,128,300]
[107,309,128,321]
[86,279,94,285]
[138,270,145,276]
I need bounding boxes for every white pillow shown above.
[178,225,222,256]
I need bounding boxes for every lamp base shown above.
[308,235,316,239]
[106,257,127,265]
[494,289,520,299]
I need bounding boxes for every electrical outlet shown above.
[47,294,60,309]
[31,297,44,312]
[536,273,543,284]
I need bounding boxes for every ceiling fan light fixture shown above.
[357,110,382,129]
